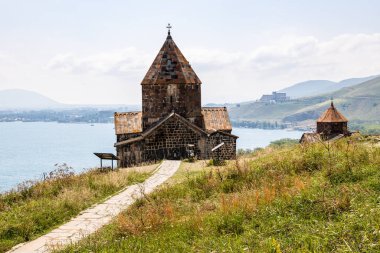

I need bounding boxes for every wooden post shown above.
[100,159,103,169]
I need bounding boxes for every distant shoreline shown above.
[0,120,311,131]
[0,118,378,134]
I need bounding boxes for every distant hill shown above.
[0,89,65,109]
[229,76,380,123]
[279,75,378,99]
[0,89,142,111]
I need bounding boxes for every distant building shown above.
[113,27,238,167]
[260,92,289,103]
[300,101,350,144]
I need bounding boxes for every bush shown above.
[237,148,254,156]
[269,138,299,148]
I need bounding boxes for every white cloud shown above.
[47,48,151,75]
[47,33,380,79]
[187,49,244,69]
[41,33,380,103]
[192,33,380,102]
[185,33,380,86]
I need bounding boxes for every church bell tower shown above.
[141,24,203,130]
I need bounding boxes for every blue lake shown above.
[0,122,303,192]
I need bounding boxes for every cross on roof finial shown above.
[166,23,172,36]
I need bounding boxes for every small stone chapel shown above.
[300,101,350,143]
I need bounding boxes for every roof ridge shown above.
[317,103,348,123]
[170,37,193,83]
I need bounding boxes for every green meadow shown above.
[59,135,380,252]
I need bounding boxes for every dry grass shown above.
[60,135,380,252]
[0,163,157,252]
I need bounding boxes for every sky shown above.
[0,0,380,105]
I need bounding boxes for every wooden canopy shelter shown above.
[93,153,119,170]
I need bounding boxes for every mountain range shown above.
[1,74,379,125]
[0,89,64,109]
[0,89,140,111]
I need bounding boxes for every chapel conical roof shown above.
[317,101,348,123]
[141,33,201,85]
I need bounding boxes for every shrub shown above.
[269,138,299,148]
[237,148,254,156]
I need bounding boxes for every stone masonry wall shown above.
[117,141,144,167]
[142,84,202,130]
[143,116,206,161]
[207,132,237,160]
[117,116,208,167]
[116,133,141,143]
[317,122,348,135]
[117,117,238,167]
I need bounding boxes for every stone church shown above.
[300,101,350,143]
[114,28,238,167]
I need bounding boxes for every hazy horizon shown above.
[0,73,378,107]
[1,0,380,105]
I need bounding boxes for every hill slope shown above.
[230,76,380,123]
[286,76,380,122]
[60,137,380,252]
[279,80,335,98]
[0,89,64,109]
[279,75,377,98]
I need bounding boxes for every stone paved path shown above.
[9,160,181,253]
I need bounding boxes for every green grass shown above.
[59,135,380,252]
[0,165,152,252]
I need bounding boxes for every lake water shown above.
[0,122,303,192]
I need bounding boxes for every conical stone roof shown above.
[141,34,201,85]
[317,102,348,123]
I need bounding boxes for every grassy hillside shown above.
[230,76,380,126]
[0,165,153,252]
[333,76,380,98]
[60,136,380,252]
[288,76,380,122]
[229,97,323,122]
